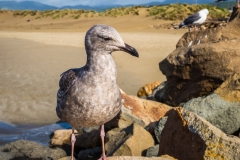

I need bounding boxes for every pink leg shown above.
[70,128,76,160]
[194,25,199,31]
[98,125,107,160]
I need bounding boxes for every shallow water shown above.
[0,121,71,146]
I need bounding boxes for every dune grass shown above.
[3,4,230,20]
[147,4,230,20]
[98,6,142,17]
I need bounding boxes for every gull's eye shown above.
[103,37,111,41]
[98,34,112,41]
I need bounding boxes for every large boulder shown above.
[0,140,66,160]
[106,91,172,130]
[158,108,240,160]
[155,8,240,106]
[184,73,240,135]
[105,123,155,156]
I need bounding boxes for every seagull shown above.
[179,8,209,31]
[56,24,139,160]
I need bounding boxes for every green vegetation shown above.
[4,4,230,20]
[0,9,7,13]
[98,6,142,17]
[147,4,230,20]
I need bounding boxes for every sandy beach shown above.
[0,10,186,125]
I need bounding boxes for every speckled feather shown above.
[56,24,138,128]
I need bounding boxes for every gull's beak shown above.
[119,43,139,58]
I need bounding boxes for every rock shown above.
[137,81,161,97]
[156,20,240,106]
[183,73,240,135]
[214,73,240,102]
[108,155,176,160]
[137,82,166,101]
[105,123,154,156]
[51,127,101,150]
[59,156,72,160]
[146,145,159,157]
[154,116,168,143]
[0,152,15,160]
[78,147,102,160]
[158,108,240,160]
[106,92,172,130]
[50,129,72,147]
[0,140,66,160]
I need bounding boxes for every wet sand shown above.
[0,31,183,125]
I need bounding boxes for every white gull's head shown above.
[198,8,209,16]
[84,24,139,57]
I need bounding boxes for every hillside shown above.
[0,0,233,11]
[0,1,58,10]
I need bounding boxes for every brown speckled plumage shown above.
[56,24,139,129]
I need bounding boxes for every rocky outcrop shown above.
[158,108,240,160]
[0,140,66,160]
[155,8,240,106]
[183,73,240,135]
[105,123,155,156]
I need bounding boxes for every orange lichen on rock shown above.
[137,81,161,97]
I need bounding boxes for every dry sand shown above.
[0,11,186,124]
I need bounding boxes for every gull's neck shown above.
[85,50,117,79]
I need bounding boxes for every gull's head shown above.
[85,24,139,57]
[199,8,209,15]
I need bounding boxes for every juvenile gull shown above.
[179,8,209,31]
[56,24,139,160]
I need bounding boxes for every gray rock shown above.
[154,116,168,143]
[146,145,159,157]
[184,93,240,134]
[78,147,102,160]
[0,140,66,160]
[105,123,154,156]
[0,151,15,160]
[105,106,145,130]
